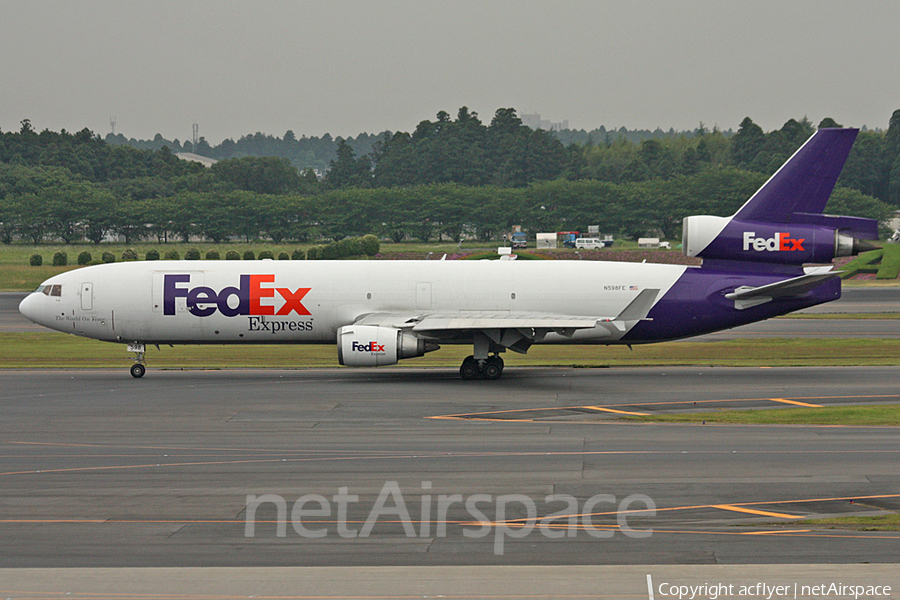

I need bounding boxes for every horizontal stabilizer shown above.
[725,270,839,310]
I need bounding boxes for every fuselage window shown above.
[50,285,62,297]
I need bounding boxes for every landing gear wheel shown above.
[459,356,480,380]
[130,363,146,379]
[482,355,504,380]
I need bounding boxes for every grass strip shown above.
[0,265,81,292]
[620,404,900,426]
[4,333,900,370]
[877,244,900,279]
[799,514,900,531]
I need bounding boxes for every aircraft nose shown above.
[18,292,42,324]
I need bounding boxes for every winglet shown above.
[600,289,659,333]
[615,289,659,322]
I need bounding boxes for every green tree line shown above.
[1,110,899,246]
[0,166,891,246]
[108,108,900,207]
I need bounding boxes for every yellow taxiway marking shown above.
[711,504,801,519]
[586,406,650,416]
[427,393,900,421]
[769,398,822,407]
[741,529,813,535]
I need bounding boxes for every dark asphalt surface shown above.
[1,366,898,568]
[0,292,42,332]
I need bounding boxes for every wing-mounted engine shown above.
[337,325,439,367]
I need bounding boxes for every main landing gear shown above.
[459,354,504,381]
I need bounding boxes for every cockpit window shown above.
[38,285,62,296]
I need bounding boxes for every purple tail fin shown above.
[683,128,879,270]
[734,128,859,223]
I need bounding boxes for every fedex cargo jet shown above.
[19,129,879,380]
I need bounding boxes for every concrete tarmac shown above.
[796,286,899,313]
[1,366,898,571]
[1,565,897,599]
[0,292,44,332]
[690,316,900,340]
[2,288,899,595]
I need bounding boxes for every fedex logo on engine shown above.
[163,274,311,317]
[742,232,805,252]
[352,341,386,353]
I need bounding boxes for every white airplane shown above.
[19,129,878,379]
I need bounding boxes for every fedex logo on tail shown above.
[164,274,311,317]
[742,232,805,252]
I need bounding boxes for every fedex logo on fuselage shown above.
[163,274,311,317]
[352,341,386,353]
[742,231,805,252]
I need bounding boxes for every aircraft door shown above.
[80,282,93,311]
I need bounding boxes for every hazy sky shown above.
[2,1,898,144]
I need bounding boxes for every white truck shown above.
[574,238,606,249]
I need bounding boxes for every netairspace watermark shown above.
[244,480,656,555]
[653,580,892,600]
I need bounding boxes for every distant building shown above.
[519,112,569,131]
[175,152,218,168]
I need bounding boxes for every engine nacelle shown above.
[683,215,877,266]
[337,325,438,367]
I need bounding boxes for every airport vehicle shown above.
[559,232,579,248]
[510,232,528,249]
[19,129,878,380]
[574,238,606,250]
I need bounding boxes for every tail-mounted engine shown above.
[682,214,879,266]
[337,325,439,367]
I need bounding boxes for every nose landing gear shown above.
[127,343,146,378]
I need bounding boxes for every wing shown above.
[352,288,659,353]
